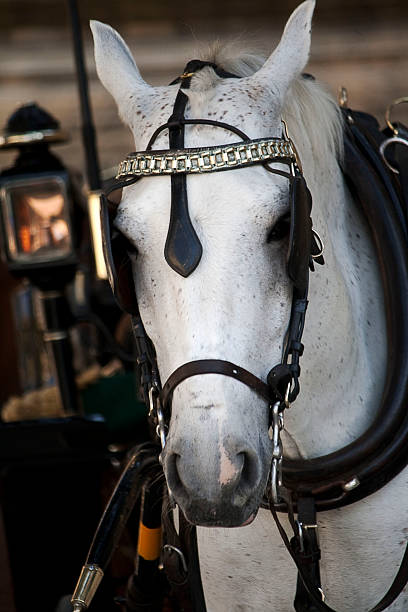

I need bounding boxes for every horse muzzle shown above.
[162,441,268,527]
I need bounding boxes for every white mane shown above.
[194,42,344,165]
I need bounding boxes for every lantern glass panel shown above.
[1,175,73,263]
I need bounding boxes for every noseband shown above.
[102,61,323,459]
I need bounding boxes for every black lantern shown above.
[0,103,80,413]
[1,171,76,270]
[0,103,78,289]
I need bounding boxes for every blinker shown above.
[100,192,139,315]
[287,174,313,294]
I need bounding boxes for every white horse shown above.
[91,1,408,609]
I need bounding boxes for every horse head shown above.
[91,0,345,527]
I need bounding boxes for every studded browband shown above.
[116,137,299,179]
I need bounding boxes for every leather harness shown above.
[100,63,408,611]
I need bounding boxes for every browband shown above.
[116,137,299,179]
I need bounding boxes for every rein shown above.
[98,63,408,611]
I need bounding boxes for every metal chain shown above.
[270,381,291,504]
[270,401,285,504]
[148,385,167,449]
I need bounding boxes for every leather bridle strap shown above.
[145,118,251,150]
[165,82,203,276]
[269,500,408,612]
[161,359,273,415]
[163,60,241,277]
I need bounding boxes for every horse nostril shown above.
[236,451,261,496]
[165,452,184,498]
[164,446,262,510]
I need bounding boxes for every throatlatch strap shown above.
[269,499,408,612]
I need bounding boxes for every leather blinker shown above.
[100,193,139,315]
[287,174,313,294]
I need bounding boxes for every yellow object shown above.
[88,191,108,280]
[137,523,162,561]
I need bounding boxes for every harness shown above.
[72,64,408,612]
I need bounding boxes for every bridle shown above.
[102,59,322,448]
[100,62,408,611]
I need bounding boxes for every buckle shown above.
[296,520,320,554]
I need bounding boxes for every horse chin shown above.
[177,497,261,528]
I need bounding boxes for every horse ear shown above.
[90,20,151,124]
[251,0,315,101]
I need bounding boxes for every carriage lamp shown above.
[0,171,76,279]
[0,103,80,414]
[0,104,77,286]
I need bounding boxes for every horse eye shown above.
[112,229,138,256]
[267,212,290,242]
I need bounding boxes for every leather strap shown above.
[163,60,241,278]
[269,499,408,612]
[293,497,323,612]
[280,109,408,507]
[145,118,251,150]
[162,502,206,612]
[165,86,203,277]
[161,359,273,414]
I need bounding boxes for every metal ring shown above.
[318,588,326,602]
[148,386,156,418]
[385,96,408,135]
[156,401,168,449]
[311,229,325,259]
[379,136,408,174]
[163,545,188,574]
[284,382,291,409]
[271,459,280,505]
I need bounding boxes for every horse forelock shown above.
[187,42,344,168]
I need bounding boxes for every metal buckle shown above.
[296,520,320,553]
[163,544,188,574]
